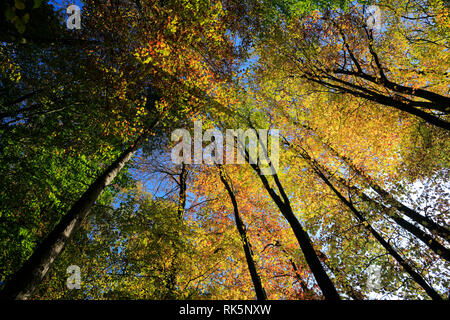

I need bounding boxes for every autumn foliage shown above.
[0,0,448,300]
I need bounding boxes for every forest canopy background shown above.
[0,0,449,300]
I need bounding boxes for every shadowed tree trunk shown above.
[165,163,188,299]
[295,145,443,300]
[0,112,160,299]
[244,157,340,300]
[218,165,267,300]
[177,163,187,219]
[287,134,450,262]
[234,127,340,300]
[292,126,450,243]
[304,74,450,131]
[357,190,450,262]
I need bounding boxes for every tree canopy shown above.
[0,0,448,300]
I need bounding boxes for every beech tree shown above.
[1,0,448,300]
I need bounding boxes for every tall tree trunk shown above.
[300,150,443,300]
[0,134,148,300]
[293,141,450,262]
[298,125,450,243]
[218,165,267,300]
[357,191,450,262]
[246,159,340,300]
[343,162,449,243]
[306,76,450,131]
[177,163,187,219]
[166,163,188,298]
[330,67,450,114]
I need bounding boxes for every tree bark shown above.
[358,192,450,262]
[301,151,443,300]
[295,143,450,263]
[299,126,450,243]
[306,76,450,131]
[177,163,187,220]
[245,158,340,300]
[332,70,450,113]
[0,134,148,300]
[218,165,267,300]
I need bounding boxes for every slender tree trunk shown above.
[302,153,443,300]
[357,192,450,262]
[218,165,267,300]
[1,90,41,117]
[237,125,339,299]
[166,163,188,298]
[297,145,450,262]
[347,166,450,243]
[0,134,148,300]
[300,126,450,243]
[177,163,187,219]
[246,160,340,299]
[306,76,450,131]
[331,69,450,114]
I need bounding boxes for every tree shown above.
[255,0,450,129]
[0,123,155,299]
[1,0,448,301]
[218,165,267,300]
[286,139,443,299]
